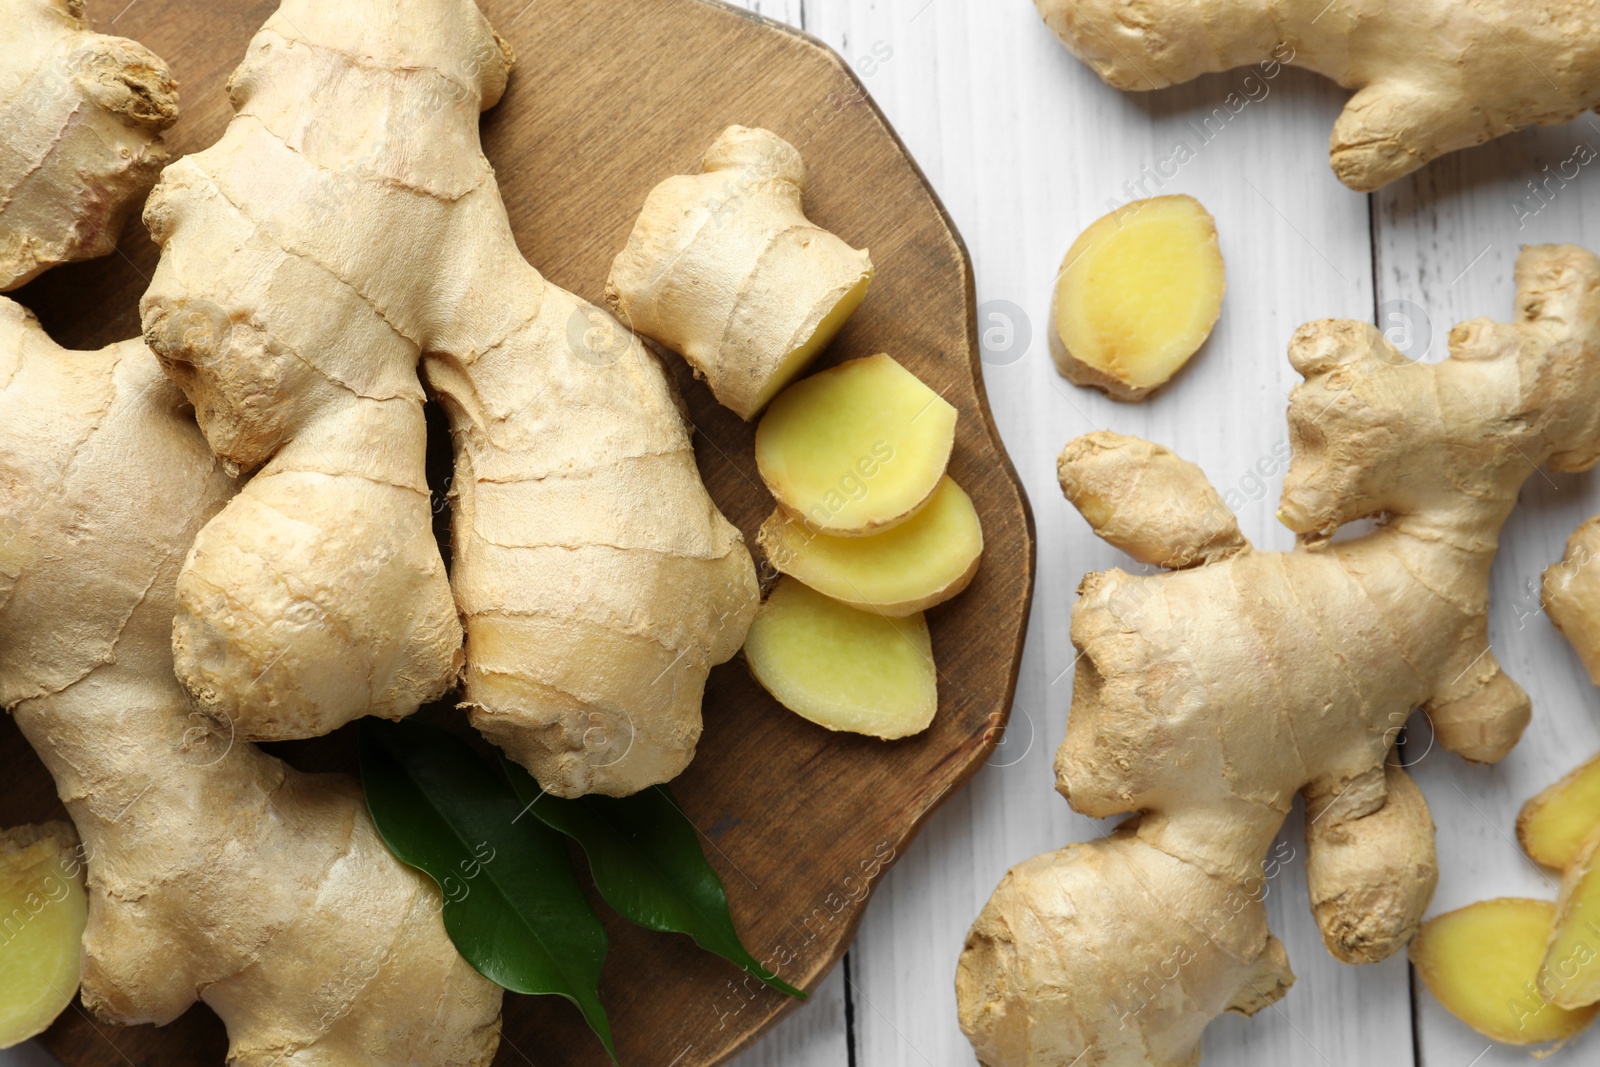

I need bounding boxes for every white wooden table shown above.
[9,2,1600,1066]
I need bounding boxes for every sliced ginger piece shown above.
[1543,830,1600,1009]
[1050,194,1225,400]
[757,476,983,616]
[755,353,957,536]
[1520,752,1600,870]
[743,577,937,739]
[0,822,87,1048]
[1411,898,1599,1045]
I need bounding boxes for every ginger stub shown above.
[757,476,983,616]
[742,577,937,739]
[606,125,873,420]
[1411,898,1600,1045]
[1050,194,1224,400]
[755,353,957,536]
[0,822,87,1048]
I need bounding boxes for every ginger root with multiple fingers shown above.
[1031,0,1600,191]
[957,244,1600,1066]
[139,0,758,797]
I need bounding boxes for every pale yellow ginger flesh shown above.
[959,246,1600,1067]
[1050,194,1224,400]
[606,125,873,420]
[755,353,957,536]
[1543,831,1600,1010]
[1411,899,1599,1045]
[0,302,502,1065]
[1544,518,1600,684]
[1033,0,1600,191]
[1519,752,1600,870]
[0,0,177,291]
[0,822,86,1048]
[757,476,983,616]
[743,577,937,739]
[138,0,757,797]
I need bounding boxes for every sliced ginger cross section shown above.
[1050,194,1225,400]
[1543,831,1600,1010]
[755,353,956,536]
[743,577,937,739]
[758,476,983,616]
[1411,898,1600,1046]
[0,822,87,1048]
[1520,752,1600,871]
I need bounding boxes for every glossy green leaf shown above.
[360,718,615,1060]
[501,757,805,1000]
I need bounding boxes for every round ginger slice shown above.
[755,353,957,536]
[1410,898,1600,1046]
[1520,752,1600,871]
[742,577,937,739]
[757,476,983,616]
[0,822,87,1048]
[1050,194,1225,400]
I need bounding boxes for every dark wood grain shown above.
[6,1,1035,1064]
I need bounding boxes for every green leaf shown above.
[360,718,616,1060]
[501,757,806,1000]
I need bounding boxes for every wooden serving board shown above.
[3,1,1035,1064]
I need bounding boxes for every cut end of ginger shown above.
[749,269,875,418]
[742,576,937,739]
[1050,194,1225,400]
[1520,752,1600,871]
[1544,832,1600,1010]
[754,353,957,536]
[1410,898,1600,1046]
[0,822,87,1049]
[758,475,983,616]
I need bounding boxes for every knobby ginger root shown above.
[958,245,1600,1067]
[139,0,758,797]
[606,125,873,420]
[1032,0,1600,192]
[0,822,86,1048]
[1411,899,1599,1046]
[0,0,177,290]
[1544,518,1600,684]
[1050,195,1224,400]
[0,303,503,1065]
[758,476,983,616]
[1519,753,1600,871]
[755,353,956,536]
[743,577,937,739]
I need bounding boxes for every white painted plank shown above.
[798,1,1403,1065]
[735,0,806,29]
[1373,119,1600,1067]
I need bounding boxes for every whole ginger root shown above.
[0,0,177,290]
[0,306,503,1065]
[141,0,758,797]
[957,245,1600,1066]
[0,12,501,1062]
[1032,0,1600,191]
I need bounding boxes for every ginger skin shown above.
[140,0,758,796]
[607,126,873,420]
[957,245,1600,1067]
[1032,0,1600,191]
[0,305,502,1065]
[0,0,177,290]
